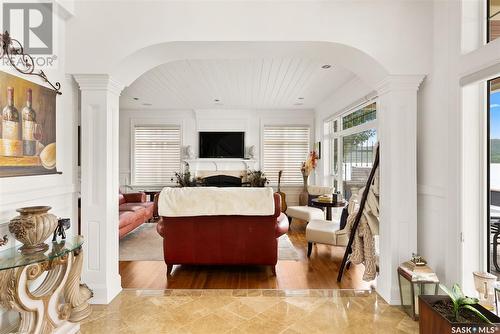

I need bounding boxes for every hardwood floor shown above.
[119,220,374,290]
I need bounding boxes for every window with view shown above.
[488,0,500,42]
[487,78,500,276]
[262,126,310,185]
[342,129,377,200]
[342,102,376,131]
[133,125,181,186]
[325,101,377,200]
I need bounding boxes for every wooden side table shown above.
[0,235,92,334]
[310,198,346,220]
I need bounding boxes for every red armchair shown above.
[119,191,154,239]
[156,193,289,275]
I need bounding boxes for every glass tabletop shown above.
[0,235,84,271]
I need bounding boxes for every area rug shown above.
[119,223,300,261]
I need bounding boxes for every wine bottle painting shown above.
[0,70,57,177]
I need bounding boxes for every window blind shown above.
[133,125,181,186]
[263,126,310,185]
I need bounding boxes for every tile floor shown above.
[81,289,419,333]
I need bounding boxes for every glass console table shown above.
[0,235,92,334]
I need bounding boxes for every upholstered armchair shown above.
[305,192,356,257]
[285,185,334,225]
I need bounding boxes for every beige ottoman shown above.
[305,219,349,257]
[285,206,325,224]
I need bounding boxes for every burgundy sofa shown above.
[156,193,289,274]
[119,192,154,239]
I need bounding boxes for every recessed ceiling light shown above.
[298,97,304,100]
[133,97,139,100]
[214,99,220,102]
[321,64,332,69]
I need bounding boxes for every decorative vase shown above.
[186,145,194,159]
[248,145,256,159]
[473,271,497,310]
[299,174,309,206]
[9,206,58,254]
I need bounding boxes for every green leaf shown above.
[452,284,465,299]
[440,284,458,303]
[461,305,493,324]
[459,297,479,306]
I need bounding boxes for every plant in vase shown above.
[439,284,492,323]
[246,170,269,187]
[299,150,319,205]
[172,163,198,187]
[419,283,500,334]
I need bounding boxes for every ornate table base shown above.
[0,246,92,334]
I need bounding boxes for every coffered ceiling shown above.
[120,58,354,110]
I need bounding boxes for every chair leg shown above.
[307,242,313,258]
[166,264,173,276]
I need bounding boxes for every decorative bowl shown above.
[9,206,58,254]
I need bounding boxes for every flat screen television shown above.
[199,132,245,158]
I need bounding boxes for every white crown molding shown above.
[375,74,426,95]
[73,74,125,95]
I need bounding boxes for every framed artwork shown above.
[314,141,321,159]
[0,71,58,177]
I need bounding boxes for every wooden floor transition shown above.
[119,220,374,290]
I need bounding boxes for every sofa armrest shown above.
[123,192,146,203]
[273,193,281,218]
[275,213,289,238]
[156,218,166,237]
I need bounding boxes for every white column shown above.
[73,74,124,304]
[376,75,424,304]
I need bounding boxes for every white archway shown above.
[74,41,423,305]
[111,41,389,89]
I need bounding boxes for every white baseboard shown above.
[88,276,122,305]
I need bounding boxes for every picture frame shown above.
[0,70,58,177]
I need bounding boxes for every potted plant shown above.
[419,284,500,334]
[172,163,198,187]
[245,170,269,187]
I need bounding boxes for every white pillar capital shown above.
[73,74,125,95]
[375,74,425,95]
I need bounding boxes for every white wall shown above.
[0,5,78,329]
[119,108,314,205]
[66,0,433,85]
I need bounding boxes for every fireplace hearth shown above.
[202,175,243,187]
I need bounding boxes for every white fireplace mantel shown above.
[184,158,258,174]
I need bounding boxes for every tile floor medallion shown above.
[81,289,418,333]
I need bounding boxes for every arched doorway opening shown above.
[74,41,423,305]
